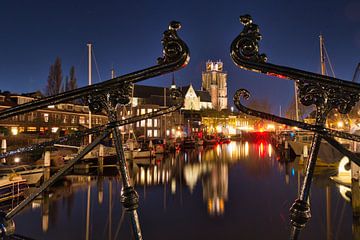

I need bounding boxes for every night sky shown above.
[1,0,359,113]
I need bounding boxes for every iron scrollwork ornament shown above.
[231,14,360,240]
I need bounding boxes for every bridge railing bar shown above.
[231,14,360,240]
[0,20,189,240]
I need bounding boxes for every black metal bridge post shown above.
[231,14,360,240]
[87,84,143,239]
[0,20,189,239]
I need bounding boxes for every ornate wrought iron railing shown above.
[231,14,360,240]
[0,21,189,240]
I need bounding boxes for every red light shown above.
[267,72,287,79]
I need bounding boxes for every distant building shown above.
[119,83,213,139]
[0,91,107,137]
[179,84,213,111]
[202,60,228,111]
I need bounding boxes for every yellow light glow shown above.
[51,127,59,133]
[228,126,236,135]
[171,179,176,194]
[238,126,254,131]
[266,124,275,130]
[11,127,18,136]
[337,121,344,128]
[268,144,272,157]
[244,142,249,157]
[14,157,20,163]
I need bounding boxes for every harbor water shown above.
[11,141,353,239]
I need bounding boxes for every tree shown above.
[46,57,63,96]
[68,66,77,91]
[64,66,77,92]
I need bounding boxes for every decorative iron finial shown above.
[158,21,190,66]
[230,14,267,63]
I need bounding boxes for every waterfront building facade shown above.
[0,91,108,137]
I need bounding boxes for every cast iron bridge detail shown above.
[0,15,359,240]
[231,14,360,240]
[0,21,189,239]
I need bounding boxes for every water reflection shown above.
[8,141,355,239]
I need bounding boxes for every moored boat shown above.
[0,164,44,185]
[0,175,28,203]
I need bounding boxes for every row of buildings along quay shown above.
[0,60,349,147]
[0,61,264,145]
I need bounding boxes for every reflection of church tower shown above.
[202,163,228,216]
[201,60,228,111]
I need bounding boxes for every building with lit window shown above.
[0,91,108,137]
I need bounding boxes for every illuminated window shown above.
[141,120,145,127]
[79,116,85,124]
[136,122,139,127]
[141,109,146,114]
[44,113,49,123]
[147,119,152,127]
[153,119,158,127]
[147,109,152,113]
[154,130,158,137]
[147,130,152,137]
[27,127,36,132]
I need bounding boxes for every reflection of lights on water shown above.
[171,179,176,194]
[140,167,145,185]
[147,168,151,185]
[244,142,249,157]
[216,145,221,156]
[291,168,295,176]
[98,190,103,204]
[184,152,188,162]
[198,151,202,162]
[183,164,201,193]
[258,142,264,158]
[228,142,236,158]
[339,185,351,202]
[268,144,272,157]
[42,214,49,233]
[162,170,166,183]
[154,166,158,184]
[207,198,225,216]
[32,202,41,209]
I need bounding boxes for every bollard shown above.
[1,139,7,152]
[44,151,51,167]
[303,145,308,158]
[1,139,6,164]
[99,144,104,158]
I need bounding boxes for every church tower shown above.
[201,60,228,111]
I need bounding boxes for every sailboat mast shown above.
[294,82,299,121]
[87,43,92,143]
[320,34,326,75]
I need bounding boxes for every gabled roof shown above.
[133,84,212,105]
[195,90,211,102]
[133,85,169,98]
